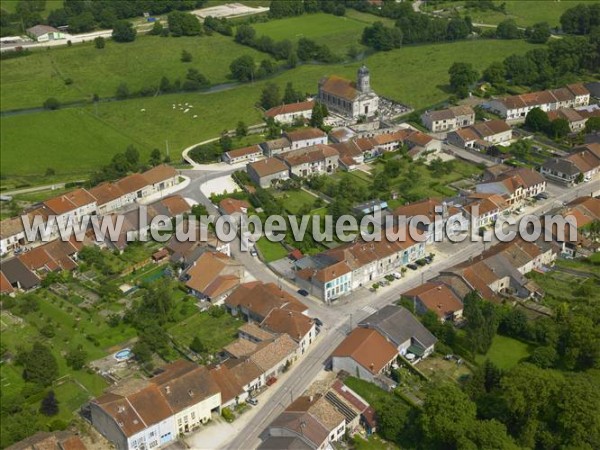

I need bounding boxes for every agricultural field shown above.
[1,38,537,181]
[475,335,532,369]
[251,12,369,56]
[424,0,593,28]
[0,33,267,111]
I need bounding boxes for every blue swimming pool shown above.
[114,348,132,361]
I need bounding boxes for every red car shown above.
[266,377,277,386]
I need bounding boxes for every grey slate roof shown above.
[1,257,40,290]
[358,305,437,350]
[541,158,580,176]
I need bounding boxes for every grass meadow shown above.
[475,335,532,369]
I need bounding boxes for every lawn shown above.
[274,189,319,215]
[475,335,531,370]
[251,12,369,56]
[1,39,537,180]
[1,33,267,111]
[427,0,594,28]
[256,236,288,262]
[168,310,243,353]
[353,435,400,450]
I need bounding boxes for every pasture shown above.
[1,33,267,111]
[1,39,538,179]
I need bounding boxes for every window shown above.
[191,412,196,420]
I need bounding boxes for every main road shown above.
[176,165,599,449]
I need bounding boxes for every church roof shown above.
[320,75,358,101]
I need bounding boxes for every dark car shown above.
[314,318,323,327]
[407,263,418,270]
[297,289,309,297]
[416,259,427,267]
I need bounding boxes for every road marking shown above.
[361,305,377,315]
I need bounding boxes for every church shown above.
[318,65,380,120]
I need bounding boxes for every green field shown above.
[168,310,243,353]
[475,335,532,369]
[1,33,267,111]
[1,39,538,179]
[0,0,63,14]
[426,0,594,27]
[252,12,369,55]
[274,189,319,215]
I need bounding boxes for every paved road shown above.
[177,165,599,449]
[2,180,86,196]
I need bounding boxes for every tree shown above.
[463,291,498,354]
[124,145,140,168]
[168,11,201,37]
[40,390,59,416]
[447,17,470,40]
[528,346,557,368]
[560,3,600,35]
[112,20,136,43]
[149,148,162,166]
[183,68,209,91]
[236,121,248,137]
[190,336,207,354]
[181,49,192,62]
[65,345,87,370]
[115,82,130,99]
[149,20,164,35]
[287,51,298,68]
[527,22,551,43]
[234,24,256,45]
[259,82,281,110]
[496,19,521,39]
[43,97,60,110]
[283,82,302,104]
[230,55,255,82]
[219,133,233,152]
[586,116,600,133]
[482,61,506,85]
[94,36,105,49]
[525,107,550,132]
[17,342,59,387]
[550,118,571,139]
[448,62,478,98]
[310,102,328,128]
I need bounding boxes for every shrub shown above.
[43,97,60,110]
[222,408,235,422]
[94,36,105,49]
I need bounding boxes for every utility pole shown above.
[165,140,170,158]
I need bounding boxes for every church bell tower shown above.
[357,65,371,93]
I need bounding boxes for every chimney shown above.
[309,395,314,402]
[165,386,171,395]
[188,389,194,397]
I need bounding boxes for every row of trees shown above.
[229,54,277,82]
[268,0,346,19]
[258,81,305,110]
[494,18,551,44]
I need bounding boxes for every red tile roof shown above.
[331,328,398,374]
[265,100,315,118]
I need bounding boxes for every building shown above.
[225,281,308,323]
[488,84,590,122]
[6,431,87,450]
[295,259,353,302]
[284,128,328,151]
[540,143,600,184]
[184,251,245,303]
[222,145,263,164]
[0,257,40,292]
[462,193,510,229]
[90,361,222,450]
[547,108,587,132]
[447,119,512,149]
[261,394,346,450]
[403,282,464,322]
[219,198,250,217]
[260,138,292,157]
[261,308,316,355]
[393,198,464,243]
[265,100,315,124]
[279,144,339,178]
[26,24,64,42]
[358,305,437,362]
[421,105,475,132]
[331,327,398,382]
[247,158,290,188]
[547,196,600,257]
[43,188,97,232]
[89,183,128,215]
[141,165,179,196]
[318,65,379,120]
[476,167,547,207]
[0,216,25,256]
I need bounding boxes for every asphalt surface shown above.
[177,166,599,449]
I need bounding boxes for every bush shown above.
[112,20,137,42]
[43,97,60,110]
[94,36,105,49]
[222,408,235,422]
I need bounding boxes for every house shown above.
[222,145,263,164]
[261,309,316,355]
[547,196,600,257]
[358,305,437,362]
[90,361,222,450]
[328,127,356,143]
[260,138,292,157]
[318,65,379,119]
[0,216,26,255]
[17,239,80,274]
[393,198,464,243]
[403,282,464,322]
[463,193,510,229]
[247,158,290,188]
[447,119,512,149]
[89,183,128,215]
[246,334,299,380]
[330,328,398,381]
[0,257,40,291]
[224,281,308,323]
[117,173,152,203]
[219,198,250,217]
[371,130,409,152]
[547,108,587,132]
[265,100,315,124]
[284,128,328,151]
[540,143,600,184]
[6,431,88,450]
[488,84,590,122]
[26,24,64,42]
[279,144,339,178]
[141,165,179,196]
[353,199,388,216]
[295,259,353,302]
[0,271,15,296]
[184,251,245,303]
[43,188,97,232]
[326,380,377,435]
[421,105,475,132]
[208,364,245,409]
[405,131,442,158]
[261,394,346,450]
[476,167,547,206]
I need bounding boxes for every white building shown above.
[264,100,315,124]
[26,24,65,42]
[284,127,328,151]
[279,144,339,178]
[421,105,475,133]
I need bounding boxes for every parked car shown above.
[314,318,323,327]
[392,271,402,279]
[247,397,259,406]
[250,247,258,257]
[407,263,418,270]
[266,377,277,386]
[297,289,309,297]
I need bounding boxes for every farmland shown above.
[1,38,538,181]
